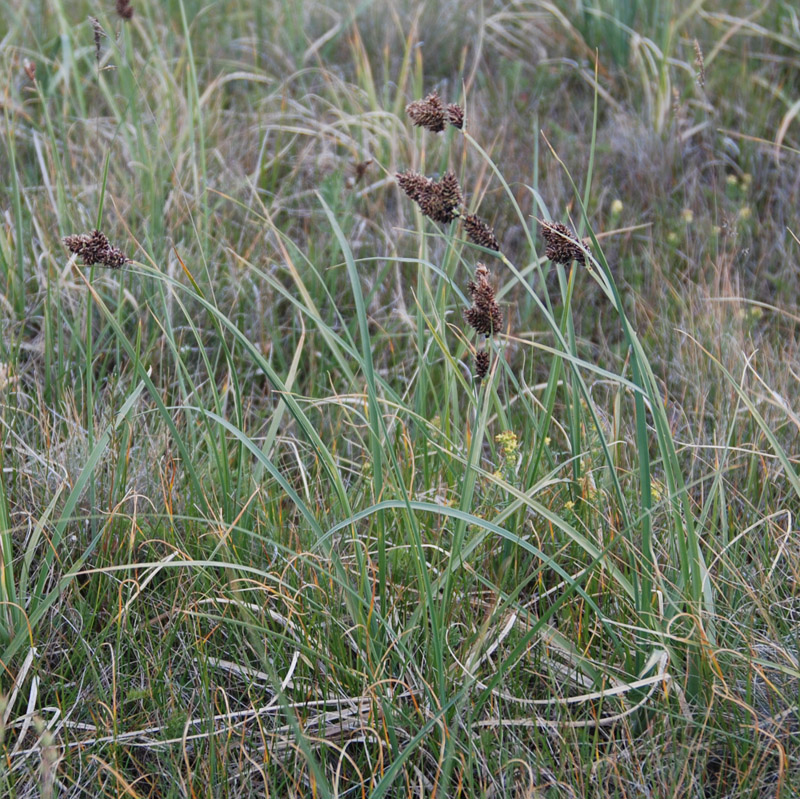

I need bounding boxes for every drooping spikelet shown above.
[64,230,129,268]
[462,213,499,251]
[116,0,134,20]
[396,170,430,203]
[474,349,490,380]
[541,221,587,265]
[464,263,503,336]
[446,103,465,130]
[405,92,446,133]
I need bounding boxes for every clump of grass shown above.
[1,4,799,797]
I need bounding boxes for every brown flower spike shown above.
[475,349,490,380]
[116,0,133,20]
[64,230,129,269]
[541,221,588,265]
[406,92,446,133]
[396,170,430,203]
[446,103,464,130]
[406,92,465,132]
[464,263,503,336]
[398,170,463,224]
[463,213,499,251]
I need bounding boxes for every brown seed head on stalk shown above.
[439,171,463,209]
[446,103,464,130]
[396,170,430,203]
[116,0,133,20]
[474,349,490,380]
[693,39,706,89]
[417,171,463,224]
[89,17,105,64]
[541,221,587,265]
[463,213,499,251]
[406,92,446,133]
[64,230,129,268]
[464,262,503,336]
[397,170,463,224]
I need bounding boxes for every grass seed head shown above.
[89,17,105,63]
[116,0,133,20]
[396,170,430,203]
[464,262,503,336]
[463,213,499,251]
[446,103,464,129]
[541,220,587,265]
[475,349,490,380]
[417,171,462,224]
[439,170,463,209]
[694,39,706,88]
[406,91,446,133]
[64,230,129,268]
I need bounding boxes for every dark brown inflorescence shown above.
[89,17,105,63]
[446,103,464,130]
[463,213,499,251]
[396,170,430,203]
[439,171,463,211]
[474,349,490,380]
[405,93,465,132]
[464,263,503,336]
[398,170,463,224]
[406,92,446,133]
[116,0,134,20]
[64,230,129,268]
[541,221,588,265]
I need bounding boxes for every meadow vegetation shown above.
[0,0,799,796]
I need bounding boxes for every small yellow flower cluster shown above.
[496,431,518,453]
[495,431,519,466]
[651,479,666,503]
